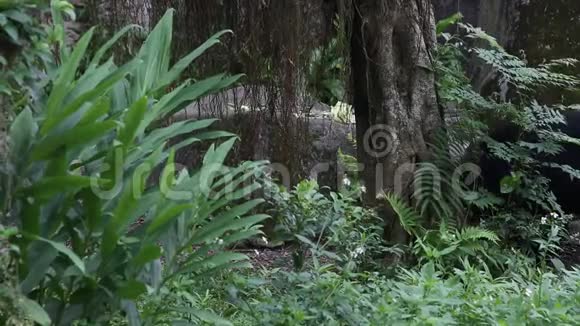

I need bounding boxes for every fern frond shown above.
[385,193,424,236]
[475,49,579,91]
[458,227,499,243]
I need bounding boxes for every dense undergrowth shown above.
[1,3,580,326]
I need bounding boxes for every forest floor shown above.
[240,242,580,272]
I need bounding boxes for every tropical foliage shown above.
[1,6,579,326]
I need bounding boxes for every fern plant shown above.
[432,14,580,259]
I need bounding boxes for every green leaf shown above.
[500,173,522,194]
[20,243,58,293]
[146,204,192,236]
[88,24,142,69]
[101,148,161,258]
[18,176,100,199]
[436,13,463,36]
[79,96,110,125]
[3,21,18,41]
[203,137,238,167]
[118,96,148,149]
[32,121,117,160]
[42,59,138,133]
[80,188,102,233]
[44,27,95,125]
[19,296,51,326]
[9,107,36,167]
[133,9,174,97]
[33,236,86,274]
[132,245,162,268]
[117,280,147,300]
[177,252,248,276]
[157,30,232,89]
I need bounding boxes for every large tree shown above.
[350,0,442,243]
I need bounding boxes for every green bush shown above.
[394,15,580,260]
[0,0,74,113]
[230,261,580,325]
[265,179,389,272]
[1,9,269,325]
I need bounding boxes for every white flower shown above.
[261,236,269,244]
[343,177,351,187]
[550,212,559,219]
[525,288,533,297]
[350,246,365,259]
[361,186,367,193]
[540,216,548,225]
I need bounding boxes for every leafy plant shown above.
[228,259,580,325]
[433,14,580,258]
[265,178,389,272]
[1,9,269,325]
[306,36,346,106]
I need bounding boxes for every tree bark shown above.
[350,0,442,243]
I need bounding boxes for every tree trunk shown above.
[350,0,442,243]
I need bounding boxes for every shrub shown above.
[1,9,268,325]
[417,15,580,259]
[265,179,390,272]
[230,261,580,325]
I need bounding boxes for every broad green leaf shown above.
[117,280,147,300]
[133,9,174,98]
[18,176,100,199]
[101,148,161,258]
[9,107,36,168]
[32,235,86,274]
[79,96,110,125]
[32,121,117,160]
[88,24,141,69]
[176,252,248,276]
[80,188,102,233]
[44,27,95,126]
[20,243,57,293]
[118,96,148,149]
[436,12,463,36]
[42,59,138,133]
[132,245,162,268]
[191,211,268,245]
[19,296,51,326]
[157,30,232,89]
[203,137,238,167]
[146,203,192,236]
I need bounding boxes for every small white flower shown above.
[343,177,351,187]
[540,216,548,225]
[217,239,224,245]
[525,288,533,297]
[350,246,365,259]
[550,212,559,219]
[261,236,269,244]
[361,186,367,193]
